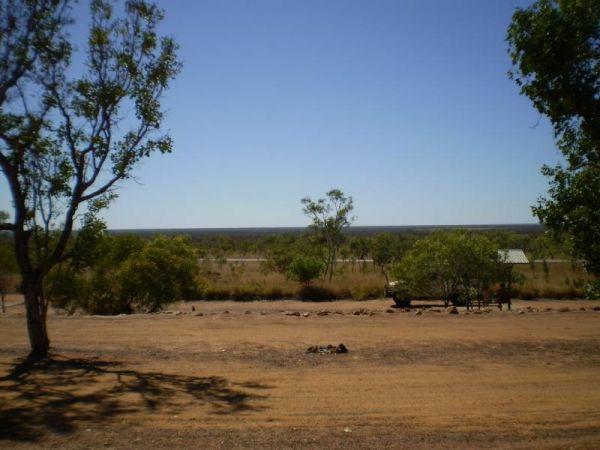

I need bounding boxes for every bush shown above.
[285,256,325,286]
[392,230,507,299]
[118,236,198,312]
[45,267,86,313]
[584,280,600,300]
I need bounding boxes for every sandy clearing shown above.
[1,298,600,449]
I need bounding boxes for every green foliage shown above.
[0,0,181,351]
[584,280,600,300]
[46,235,197,314]
[118,236,198,312]
[391,231,501,299]
[261,235,304,274]
[302,189,354,281]
[507,0,600,276]
[370,233,410,282]
[285,256,325,286]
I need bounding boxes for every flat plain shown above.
[1,297,600,449]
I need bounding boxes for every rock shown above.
[545,307,553,312]
[194,312,204,317]
[317,310,329,316]
[301,312,310,317]
[518,310,525,315]
[592,306,600,311]
[336,343,348,353]
[222,310,229,314]
[245,310,252,315]
[286,311,301,317]
[580,307,586,311]
[446,306,459,315]
[174,311,183,316]
[386,309,395,313]
[414,309,423,316]
[558,307,570,312]
[343,427,352,433]
[307,343,348,354]
[191,305,196,312]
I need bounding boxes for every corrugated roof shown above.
[498,249,529,264]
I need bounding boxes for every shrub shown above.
[45,267,86,313]
[584,280,600,300]
[285,257,325,286]
[118,236,198,312]
[392,230,500,299]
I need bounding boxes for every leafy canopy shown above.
[507,0,600,276]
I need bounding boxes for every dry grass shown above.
[199,260,594,300]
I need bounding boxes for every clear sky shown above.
[1,0,562,229]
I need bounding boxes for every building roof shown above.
[498,249,529,264]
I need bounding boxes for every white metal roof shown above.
[498,249,529,264]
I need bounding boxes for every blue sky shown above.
[1,0,562,228]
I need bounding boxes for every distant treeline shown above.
[108,223,544,239]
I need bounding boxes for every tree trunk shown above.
[22,275,49,357]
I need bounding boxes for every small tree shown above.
[0,1,180,355]
[301,189,354,281]
[370,233,408,283]
[392,231,500,300]
[349,236,371,272]
[285,256,324,287]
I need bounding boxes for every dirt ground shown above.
[1,297,600,449]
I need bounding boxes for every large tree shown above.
[301,189,354,281]
[0,0,180,356]
[507,0,600,276]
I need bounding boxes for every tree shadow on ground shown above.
[0,353,271,442]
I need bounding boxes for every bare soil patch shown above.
[1,298,600,449]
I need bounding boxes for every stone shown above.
[386,309,395,313]
[194,312,204,317]
[414,309,423,316]
[317,310,329,316]
[592,306,600,311]
[286,311,301,316]
[446,306,459,315]
[301,312,310,317]
[558,307,570,312]
[306,343,348,354]
[336,343,348,353]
